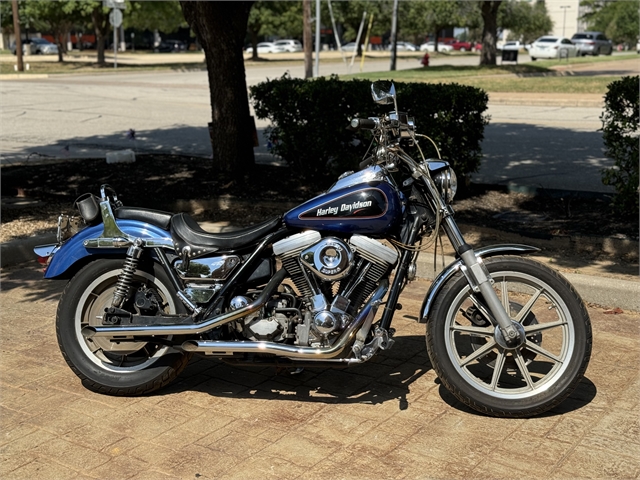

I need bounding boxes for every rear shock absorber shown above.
[111,238,144,308]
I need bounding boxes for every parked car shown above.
[444,40,473,51]
[389,41,417,51]
[341,42,358,52]
[528,36,578,60]
[155,40,187,53]
[245,42,286,54]
[637,38,640,54]
[570,32,613,56]
[274,39,302,53]
[419,41,453,53]
[10,37,58,55]
[500,41,522,51]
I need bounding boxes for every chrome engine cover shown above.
[300,237,353,281]
[269,232,399,347]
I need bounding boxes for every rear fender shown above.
[418,244,540,323]
[44,220,172,279]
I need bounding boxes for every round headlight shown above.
[433,167,458,203]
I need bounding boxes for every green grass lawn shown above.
[2,51,635,95]
[346,54,637,94]
[0,60,206,75]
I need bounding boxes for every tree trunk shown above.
[480,1,501,66]
[54,29,65,63]
[11,0,23,72]
[303,0,312,78]
[92,6,108,66]
[181,1,255,175]
[249,30,259,61]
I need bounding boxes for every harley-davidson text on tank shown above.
[299,188,387,219]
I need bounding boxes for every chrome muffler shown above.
[181,281,389,360]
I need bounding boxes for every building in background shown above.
[545,0,587,39]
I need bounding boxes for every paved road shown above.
[476,104,610,193]
[1,56,633,193]
[1,261,639,479]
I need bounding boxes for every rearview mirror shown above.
[371,81,396,105]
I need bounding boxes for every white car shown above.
[389,41,417,51]
[500,41,522,51]
[245,42,286,54]
[341,42,358,52]
[274,39,302,53]
[419,41,453,53]
[528,36,578,60]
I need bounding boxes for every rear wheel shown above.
[56,258,191,395]
[426,256,592,417]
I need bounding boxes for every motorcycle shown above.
[35,82,591,417]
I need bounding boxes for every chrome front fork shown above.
[408,158,521,345]
[442,215,522,345]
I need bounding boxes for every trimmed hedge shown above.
[250,75,489,179]
[601,75,639,215]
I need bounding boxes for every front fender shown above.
[418,244,540,323]
[44,220,172,279]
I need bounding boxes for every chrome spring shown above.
[111,241,143,308]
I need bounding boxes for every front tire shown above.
[426,256,592,417]
[56,258,191,395]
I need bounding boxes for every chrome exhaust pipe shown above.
[181,281,389,359]
[82,269,288,338]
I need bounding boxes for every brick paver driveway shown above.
[1,263,639,479]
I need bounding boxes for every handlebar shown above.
[350,118,377,130]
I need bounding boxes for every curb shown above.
[2,226,638,312]
[1,233,56,268]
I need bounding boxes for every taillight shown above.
[34,245,56,272]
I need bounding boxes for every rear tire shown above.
[426,256,592,417]
[56,258,191,395]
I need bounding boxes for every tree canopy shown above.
[499,0,553,44]
[581,0,640,45]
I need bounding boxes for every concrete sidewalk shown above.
[1,262,639,479]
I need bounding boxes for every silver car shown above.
[10,37,59,55]
[570,32,613,56]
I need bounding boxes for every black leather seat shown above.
[115,207,173,230]
[171,213,282,253]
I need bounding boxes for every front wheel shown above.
[426,256,592,417]
[56,258,191,395]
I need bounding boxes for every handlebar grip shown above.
[350,118,377,130]
[359,157,374,169]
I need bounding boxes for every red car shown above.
[445,40,481,52]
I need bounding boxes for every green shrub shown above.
[601,75,639,215]
[250,75,489,180]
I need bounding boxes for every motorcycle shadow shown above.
[165,334,433,407]
[164,333,597,416]
[435,376,598,417]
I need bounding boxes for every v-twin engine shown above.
[231,231,398,348]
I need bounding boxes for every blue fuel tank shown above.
[283,171,402,236]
